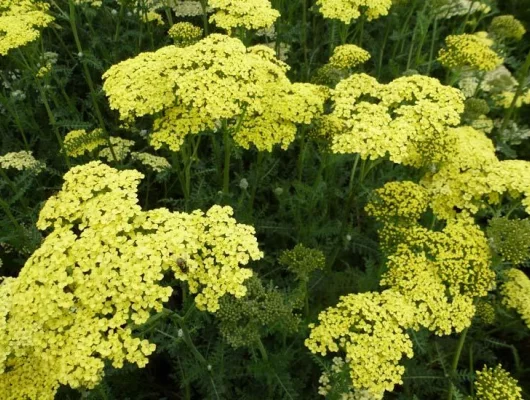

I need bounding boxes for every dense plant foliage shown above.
[1,0,530,399]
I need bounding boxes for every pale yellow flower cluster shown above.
[143,10,165,25]
[321,74,464,167]
[329,45,371,69]
[306,290,414,397]
[99,137,135,161]
[131,152,171,172]
[103,34,326,152]
[0,162,262,398]
[421,126,530,219]
[501,269,530,328]
[316,0,392,24]
[438,32,503,71]
[475,364,523,400]
[0,151,45,173]
[0,0,54,56]
[209,0,280,31]
[367,181,494,335]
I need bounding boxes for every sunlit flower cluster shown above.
[329,45,371,69]
[367,181,495,334]
[320,74,464,167]
[0,150,45,173]
[316,0,392,24]
[438,32,503,71]
[0,162,262,398]
[421,126,530,219]
[103,34,326,152]
[0,0,54,56]
[474,364,523,400]
[209,0,280,31]
[306,290,414,397]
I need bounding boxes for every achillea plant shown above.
[209,0,280,32]
[103,34,326,152]
[320,74,464,167]
[0,162,262,398]
[438,32,503,71]
[475,364,523,400]
[316,0,392,23]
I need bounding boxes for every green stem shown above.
[249,151,265,211]
[257,338,268,361]
[499,50,530,137]
[446,328,469,400]
[223,128,231,196]
[426,17,438,75]
[199,0,209,35]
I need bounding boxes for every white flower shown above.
[239,178,249,190]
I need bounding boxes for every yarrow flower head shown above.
[168,22,203,46]
[489,15,526,41]
[142,10,164,25]
[103,34,327,152]
[316,0,392,24]
[209,0,280,32]
[0,0,54,56]
[474,364,523,400]
[0,161,262,398]
[306,290,415,397]
[438,32,503,71]
[0,150,45,173]
[320,74,464,167]
[329,45,371,69]
[501,269,530,328]
[131,152,171,173]
[432,0,491,19]
[99,137,135,161]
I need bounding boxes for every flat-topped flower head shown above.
[0,162,262,397]
[103,35,326,152]
[209,0,280,32]
[322,74,464,167]
[306,290,414,397]
[475,364,523,400]
[487,217,530,265]
[329,44,371,69]
[0,150,45,173]
[438,33,503,71]
[316,0,392,24]
[0,0,54,56]
[131,152,171,173]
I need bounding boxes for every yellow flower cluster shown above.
[103,35,326,152]
[0,0,54,56]
[143,10,164,25]
[306,290,414,397]
[0,150,45,173]
[438,33,503,71]
[489,15,526,41]
[475,300,495,325]
[329,45,371,69]
[366,181,495,335]
[131,152,171,172]
[495,90,530,109]
[475,364,523,400]
[171,0,209,17]
[0,162,262,398]
[501,269,530,328]
[99,137,135,161]
[316,0,392,24]
[421,127,530,219]
[64,129,106,157]
[209,0,280,31]
[321,74,464,167]
[168,22,203,46]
